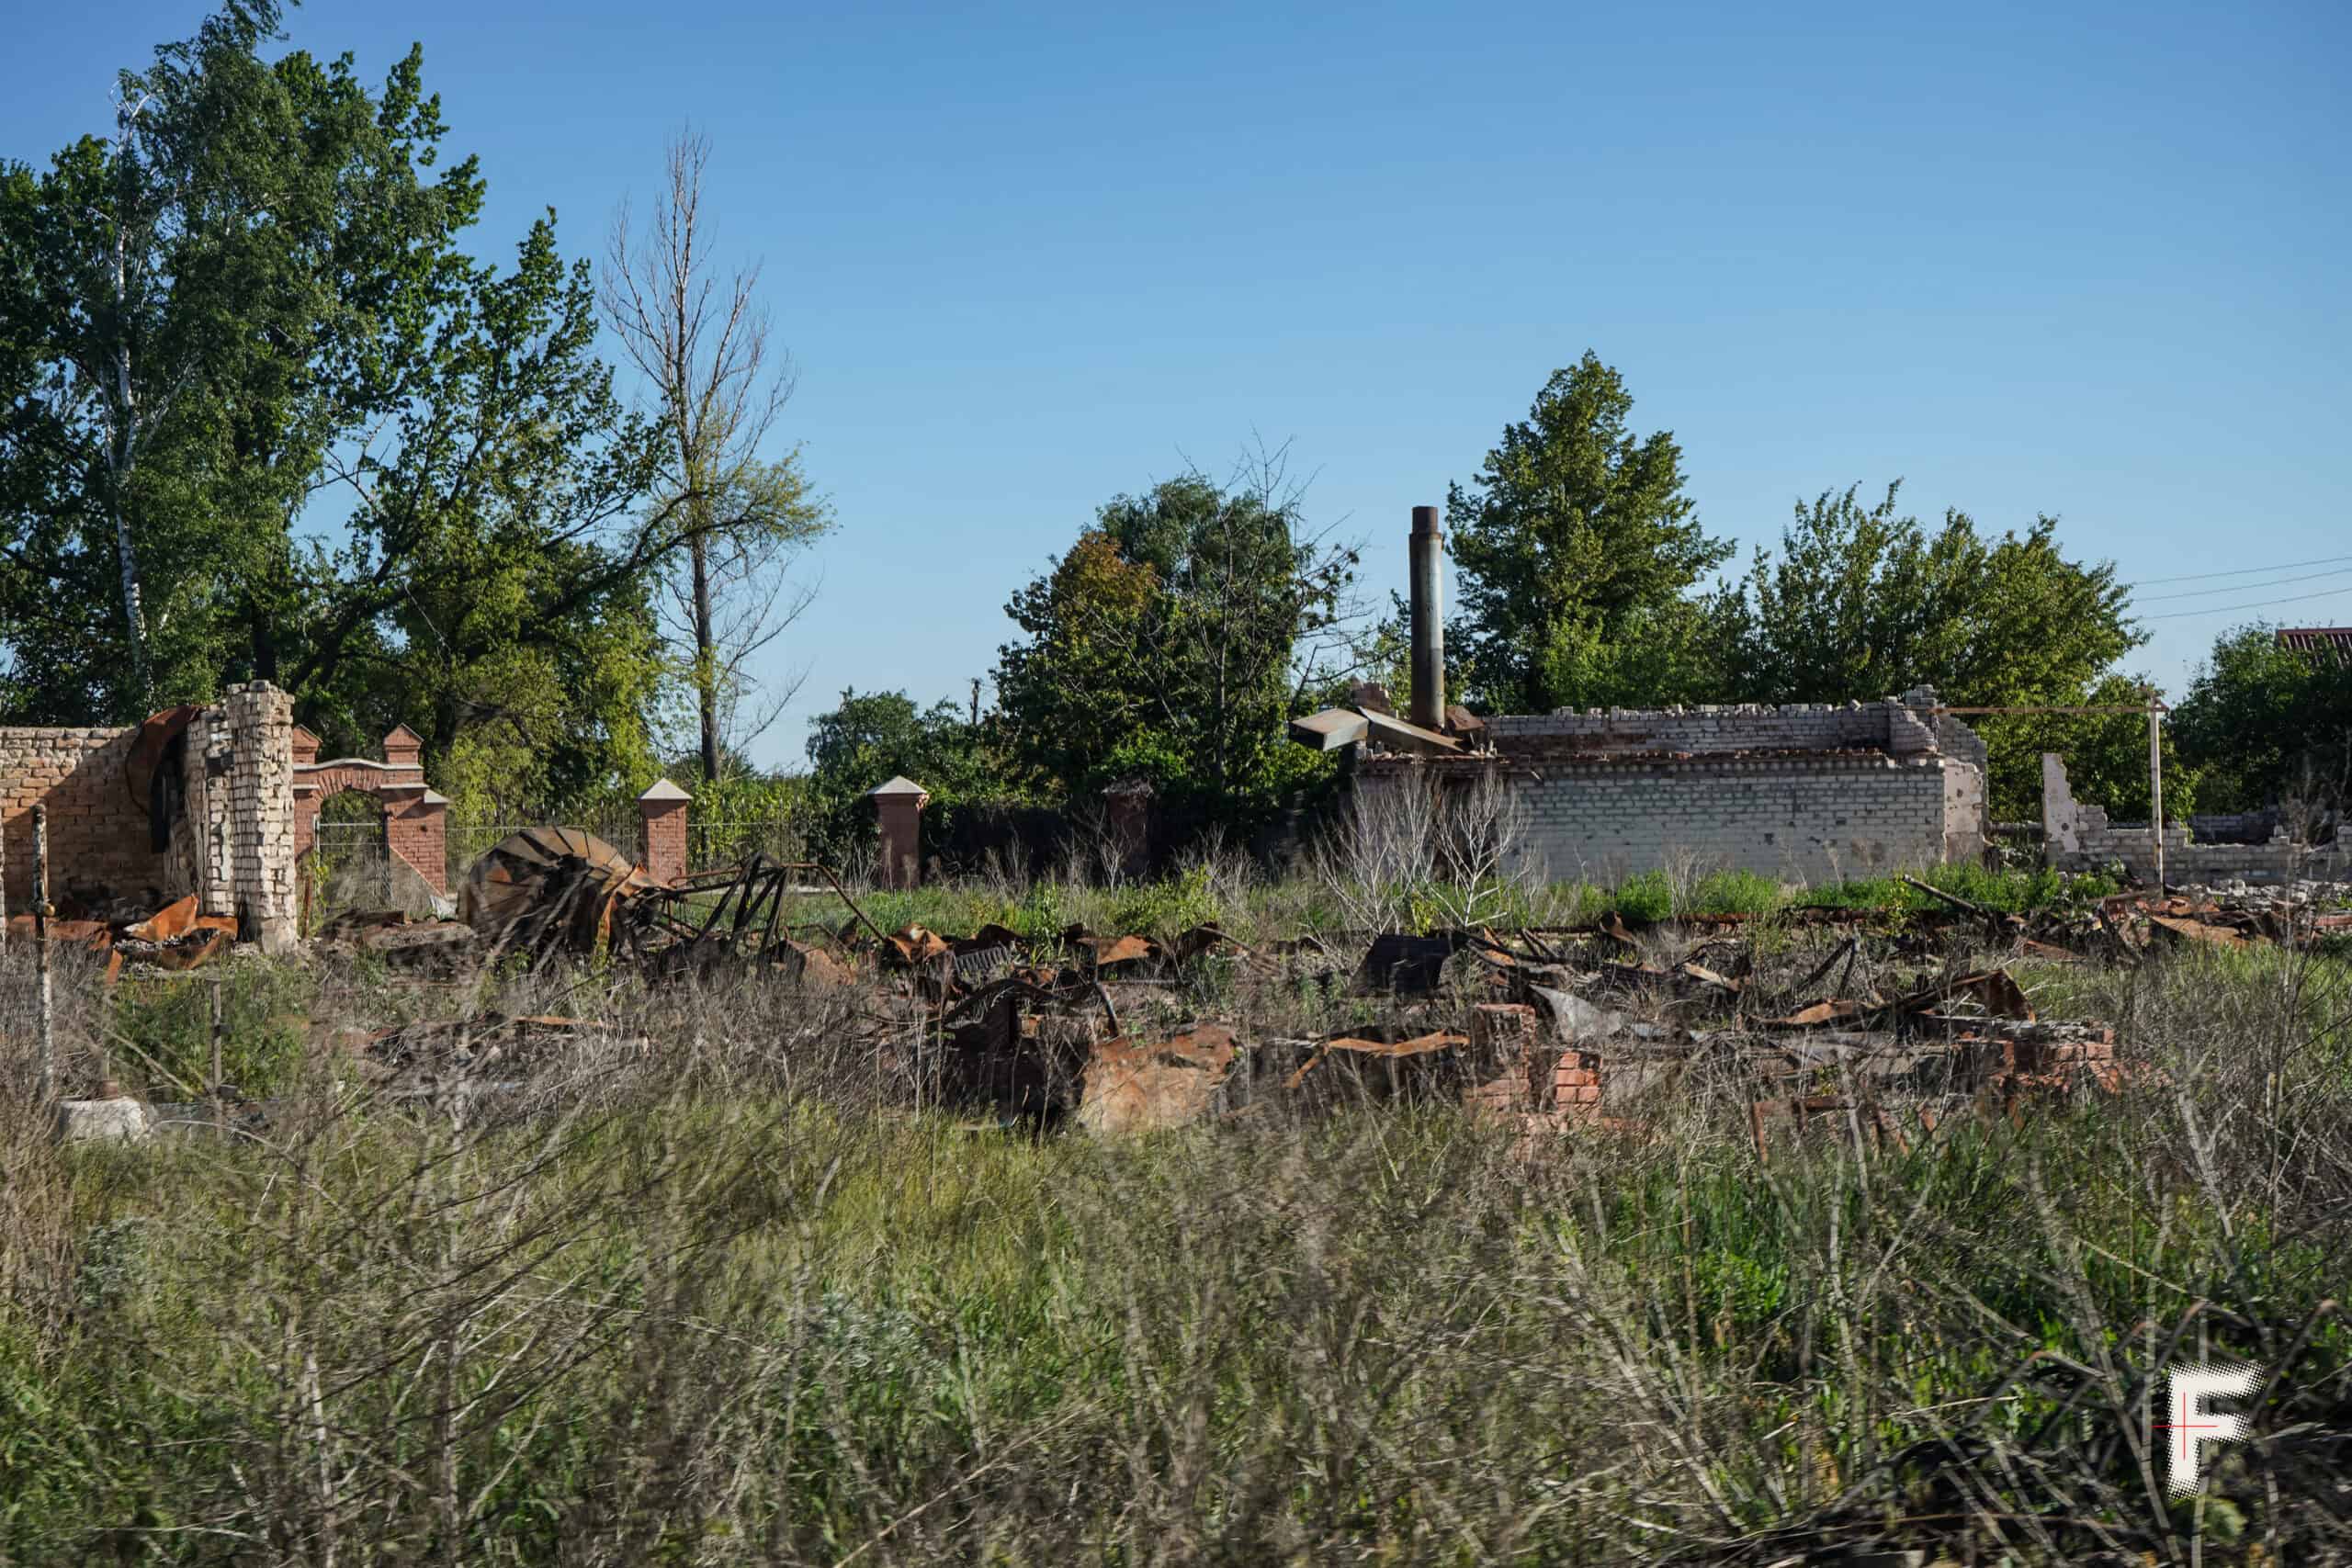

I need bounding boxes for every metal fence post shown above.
[33,804,54,1105]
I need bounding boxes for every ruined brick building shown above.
[1297,508,2344,888]
[1284,507,1991,883]
[1346,690,1989,886]
[0,683,300,948]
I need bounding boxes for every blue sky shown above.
[7,0,2346,766]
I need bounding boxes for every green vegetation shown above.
[794,862,2120,945]
[2,937,2346,1562]
[4,0,2333,839]
[2173,622,2352,813]
[106,960,310,1099]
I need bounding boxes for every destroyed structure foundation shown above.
[2041,754,2344,885]
[0,682,299,949]
[1351,689,1990,886]
[1290,506,1997,885]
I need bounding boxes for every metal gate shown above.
[308,794,390,919]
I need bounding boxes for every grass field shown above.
[2,876,2346,1564]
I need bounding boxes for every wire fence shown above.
[309,820,391,919]
[687,815,808,874]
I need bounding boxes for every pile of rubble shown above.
[349,885,2151,1151]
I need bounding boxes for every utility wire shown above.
[2144,583,2352,621]
[2126,551,2352,587]
[2135,564,2352,603]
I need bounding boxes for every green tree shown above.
[1447,353,1733,713]
[2173,626,2352,814]
[802,687,993,856]
[282,219,677,788]
[1720,481,2142,817]
[0,3,478,716]
[992,463,1355,820]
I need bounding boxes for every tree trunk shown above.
[107,166,153,712]
[110,492,153,710]
[692,532,719,782]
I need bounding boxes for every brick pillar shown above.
[381,724,422,769]
[865,775,930,888]
[291,727,321,767]
[388,788,451,895]
[1102,776,1154,879]
[639,778,691,885]
[223,682,298,953]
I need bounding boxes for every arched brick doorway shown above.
[292,725,449,913]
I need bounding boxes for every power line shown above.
[2144,583,2352,621]
[2126,551,2352,587]
[2136,565,2352,603]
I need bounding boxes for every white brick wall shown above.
[1505,757,1955,886]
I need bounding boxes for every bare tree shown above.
[603,129,831,781]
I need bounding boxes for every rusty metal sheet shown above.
[461,827,653,957]
[1757,998,1869,1029]
[1678,960,1741,995]
[124,704,203,816]
[136,928,232,971]
[1073,1024,1238,1134]
[1890,968,2034,1021]
[5,916,112,952]
[1283,1030,1472,1091]
[2144,912,2250,949]
[1071,931,1158,969]
[123,895,237,944]
[884,925,952,965]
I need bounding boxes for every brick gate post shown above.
[865,776,930,888]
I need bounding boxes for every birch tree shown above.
[602,130,831,783]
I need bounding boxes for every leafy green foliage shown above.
[992,467,1354,826]
[0,4,482,719]
[1713,482,2145,818]
[1447,353,1733,713]
[2173,624,2352,813]
[109,961,310,1097]
[1611,869,1676,922]
[1804,862,2119,914]
[802,687,996,855]
[0,7,764,807]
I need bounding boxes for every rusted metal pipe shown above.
[1409,504,1445,730]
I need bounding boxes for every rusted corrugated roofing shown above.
[2277,627,2352,662]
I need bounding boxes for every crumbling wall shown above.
[0,727,161,909]
[1488,700,1895,758]
[2,682,299,943]
[2041,752,2346,886]
[1446,687,1984,885]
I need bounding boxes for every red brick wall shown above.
[387,795,447,895]
[641,799,687,886]
[0,728,176,912]
[291,749,445,895]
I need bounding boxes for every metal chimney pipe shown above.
[1408,505,1444,730]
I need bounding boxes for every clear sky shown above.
[6,0,2347,766]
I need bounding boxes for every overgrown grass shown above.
[1,927,2346,1562]
[814,861,2118,942]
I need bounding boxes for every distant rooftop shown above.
[2276,626,2352,662]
